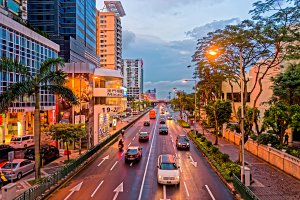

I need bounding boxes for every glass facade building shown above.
[27,0,99,66]
[0,12,60,143]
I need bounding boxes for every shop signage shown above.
[0,114,5,127]
[107,89,123,97]
[100,105,121,114]
[7,107,34,113]
[112,119,117,127]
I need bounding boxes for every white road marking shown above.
[160,185,171,200]
[130,162,133,167]
[138,118,159,200]
[113,182,124,200]
[184,181,190,197]
[205,185,216,200]
[136,133,138,136]
[91,180,104,198]
[64,182,83,200]
[121,152,124,156]
[110,161,118,171]
[97,155,109,167]
[133,137,136,140]
[128,142,131,147]
[189,155,198,167]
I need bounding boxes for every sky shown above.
[97,0,257,99]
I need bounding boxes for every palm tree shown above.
[0,57,78,179]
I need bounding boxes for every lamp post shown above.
[207,48,245,184]
[183,79,197,135]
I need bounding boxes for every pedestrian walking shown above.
[284,133,289,145]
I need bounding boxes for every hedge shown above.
[177,119,191,128]
[188,131,240,182]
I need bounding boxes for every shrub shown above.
[249,132,258,141]
[221,153,230,162]
[187,130,239,182]
[206,140,213,147]
[257,133,278,146]
[177,119,191,128]
[211,146,219,153]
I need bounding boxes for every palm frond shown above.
[42,85,79,105]
[0,80,34,112]
[0,57,30,76]
[40,69,68,85]
[39,57,64,75]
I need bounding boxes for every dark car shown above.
[167,115,173,120]
[159,125,168,134]
[125,146,142,162]
[144,120,150,126]
[0,144,14,163]
[176,135,190,150]
[24,145,59,163]
[160,118,166,124]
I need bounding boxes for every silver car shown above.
[1,159,35,180]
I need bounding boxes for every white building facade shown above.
[122,59,143,100]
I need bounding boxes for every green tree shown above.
[263,102,291,145]
[204,100,232,145]
[0,57,78,179]
[49,124,84,161]
[271,64,300,105]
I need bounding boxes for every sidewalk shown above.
[197,126,300,200]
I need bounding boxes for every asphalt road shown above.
[48,106,233,200]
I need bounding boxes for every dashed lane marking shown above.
[110,161,118,171]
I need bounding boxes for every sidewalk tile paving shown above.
[196,125,300,200]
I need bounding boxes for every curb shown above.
[186,132,242,200]
[37,109,150,200]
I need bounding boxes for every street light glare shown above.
[208,50,218,56]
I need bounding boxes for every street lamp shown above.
[183,79,197,135]
[207,48,245,184]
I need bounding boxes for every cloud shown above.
[186,18,240,39]
[123,18,242,99]
[122,30,136,50]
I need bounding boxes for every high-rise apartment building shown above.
[122,59,144,100]
[27,0,99,67]
[0,10,59,143]
[0,0,27,20]
[97,1,125,70]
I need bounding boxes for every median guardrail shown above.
[233,174,260,200]
[14,109,150,200]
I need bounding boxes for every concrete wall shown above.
[223,129,300,180]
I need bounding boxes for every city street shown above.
[48,106,233,200]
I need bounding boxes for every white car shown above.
[9,135,34,149]
[157,154,180,185]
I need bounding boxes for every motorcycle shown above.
[118,143,124,151]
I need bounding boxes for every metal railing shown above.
[14,109,150,200]
[233,174,260,200]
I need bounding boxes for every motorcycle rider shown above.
[118,139,124,149]
[121,129,125,136]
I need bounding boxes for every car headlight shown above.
[176,176,180,180]
[159,175,162,179]
[178,143,181,145]
[187,143,190,146]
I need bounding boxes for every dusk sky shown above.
[97,0,257,99]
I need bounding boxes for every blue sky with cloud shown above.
[97,0,257,99]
